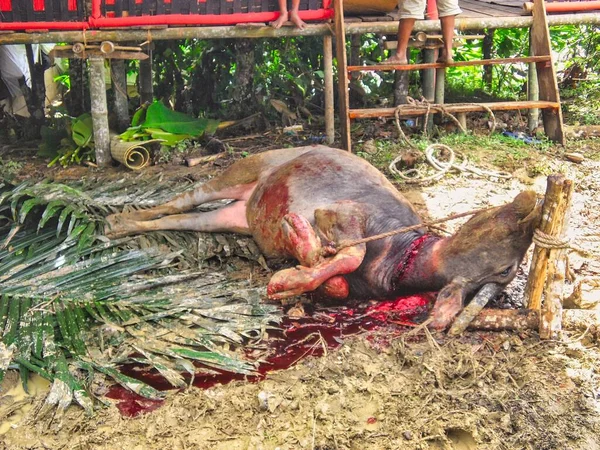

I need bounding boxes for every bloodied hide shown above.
[106,145,541,330]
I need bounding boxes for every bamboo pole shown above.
[333,0,351,151]
[323,34,335,145]
[1,15,600,45]
[524,175,573,312]
[527,28,540,132]
[539,177,573,339]
[422,48,436,134]
[111,59,130,133]
[88,56,112,167]
[139,45,154,105]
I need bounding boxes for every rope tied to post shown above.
[533,229,597,257]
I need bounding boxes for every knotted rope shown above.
[533,229,596,257]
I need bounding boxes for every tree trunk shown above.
[139,45,154,105]
[67,58,88,118]
[394,70,410,106]
[482,29,494,91]
[23,44,46,139]
[230,39,256,119]
[111,59,130,133]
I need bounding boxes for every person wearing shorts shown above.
[385,0,462,64]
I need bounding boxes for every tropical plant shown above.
[120,101,220,147]
[0,177,280,416]
[38,113,96,168]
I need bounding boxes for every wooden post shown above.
[323,35,335,145]
[334,0,351,151]
[434,67,445,104]
[422,48,436,133]
[523,175,573,324]
[539,177,573,339]
[530,0,565,144]
[111,59,130,133]
[350,34,360,67]
[457,112,467,130]
[422,48,436,102]
[527,28,540,133]
[394,70,410,106]
[139,44,154,104]
[482,29,494,91]
[89,56,112,167]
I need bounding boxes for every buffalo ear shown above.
[428,277,468,330]
[513,191,542,231]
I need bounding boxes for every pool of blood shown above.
[106,293,433,417]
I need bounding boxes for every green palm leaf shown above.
[0,177,280,415]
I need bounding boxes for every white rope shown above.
[389,143,512,184]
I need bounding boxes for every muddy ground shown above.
[1,126,600,450]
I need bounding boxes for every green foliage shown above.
[0,158,24,181]
[120,101,220,147]
[554,25,600,125]
[38,113,95,168]
[0,178,280,414]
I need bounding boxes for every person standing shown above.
[270,0,307,30]
[385,0,461,64]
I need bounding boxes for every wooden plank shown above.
[458,0,504,16]
[531,0,564,144]
[349,100,560,119]
[334,0,351,151]
[460,0,522,15]
[348,55,550,72]
[457,8,495,18]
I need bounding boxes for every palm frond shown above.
[0,177,280,414]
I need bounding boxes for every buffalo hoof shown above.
[104,214,139,239]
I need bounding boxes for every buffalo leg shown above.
[106,147,317,231]
[105,201,251,237]
[267,202,367,300]
[280,213,350,299]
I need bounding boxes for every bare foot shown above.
[270,12,289,29]
[437,49,454,64]
[383,53,408,65]
[289,11,306,30]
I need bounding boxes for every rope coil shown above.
[389,143,512,183]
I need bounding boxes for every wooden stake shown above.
[524,175,573,314]
[539,177,573,339]
[323,35,335,145]
[89,56,112,167]
[333,0,351,151]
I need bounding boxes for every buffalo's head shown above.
[429,191,542,329]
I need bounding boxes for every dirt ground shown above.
[1,130,600,450]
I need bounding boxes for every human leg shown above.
[438,15,456,63]
[270,0,289,29]
[289,0,307,29]
[386,18,417,64]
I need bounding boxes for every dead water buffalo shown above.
[106,145,541,329]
